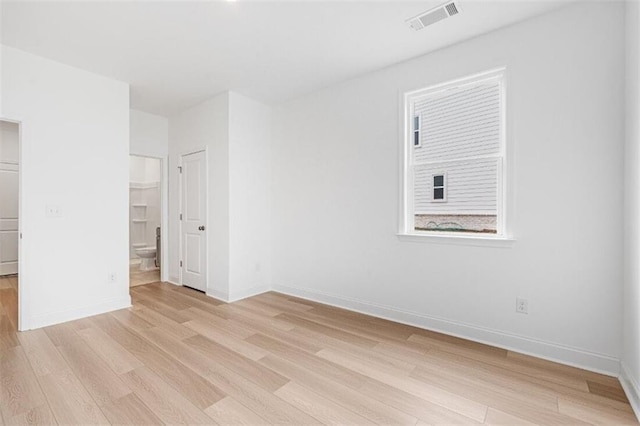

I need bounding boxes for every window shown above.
[432,173,446,202]
[413,115,421,147]
[401,68,506,236]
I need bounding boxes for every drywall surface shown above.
[129,155,161,184]
[129,156,161,258]
[271,2,625,373]
[168,93,230,296]
[228,92,272,300]
[623,0,640,416]
[1,46,130,329]
[168,92,272,301]
[130,109,169,280]
[0,121,19,276]
[130,109,168,158]
[0,121,18,162]
[0,4,3,111]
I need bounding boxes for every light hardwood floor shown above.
[0,275,637,425]
[130,263,160,288]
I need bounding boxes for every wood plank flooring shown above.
[0,275,637,425]
[129,264,160,288]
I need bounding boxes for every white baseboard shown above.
[207,288,229,303]
[272,284,620,376]
[620,363,640,422]
[0,262,18,276]
[228,285,270,303]
[162,280,230,304]
[28,295,132,330]
[166,282,267,304]
[206,285,270,303]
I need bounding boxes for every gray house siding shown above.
[414,158,498,215]
[413,80,501,164]
[412,78,501,216]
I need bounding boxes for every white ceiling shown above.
[1,0,569,116]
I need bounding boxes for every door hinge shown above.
[179,213,182,220]
[178,166,182,173]
[180,260,183,267]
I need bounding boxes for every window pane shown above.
[412,80,501,164]
[414,131,420,146]
[414,157,499,234]
[408,72,503,235]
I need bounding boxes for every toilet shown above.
[135,247,157,271]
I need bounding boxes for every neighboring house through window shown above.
[402,68,505,235]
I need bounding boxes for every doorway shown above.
[180,149,207,292]
[129,155,163,287]
[0,120,20,331]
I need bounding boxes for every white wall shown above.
[168,92,272,300]
[168,93,230,296]
[0,121,19,275]
[130,109,168,279]
[130,109,168,158]
[0,4,3,111]
[129,156,161,184]
[271,2,625,374]
[0,122,19,163]
[228,92,272,300]
[623,0,640,416]
[129,156,161,258]
[1,46,130,329]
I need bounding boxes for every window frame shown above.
[431,172,447,203]
[413,114,421,147]
[399,67,512,242]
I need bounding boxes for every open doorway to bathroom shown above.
[129,155,162,287]
[0,120,20,330]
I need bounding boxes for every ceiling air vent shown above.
[406,1,461,31]
[445,2,459,16]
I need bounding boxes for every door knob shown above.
[198,225,205,231]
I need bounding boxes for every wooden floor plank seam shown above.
[37,323,127,425]
[0,276,637,425]
[22,345,67,426]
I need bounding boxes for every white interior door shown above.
[0,122,19,276]
[180,150,207,292]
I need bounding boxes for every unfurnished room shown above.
[1,0,640,424]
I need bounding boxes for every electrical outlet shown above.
[108,273,117,284]
[516,297,528,314]
[45,205,62,218]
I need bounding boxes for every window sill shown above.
[397,232,515,247]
